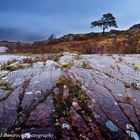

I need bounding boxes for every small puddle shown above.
[126,124,140,140]
[106,120,118,132]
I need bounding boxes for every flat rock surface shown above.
[0,53,140,140]
[60,53,140,140]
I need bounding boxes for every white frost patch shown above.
[25,92,33,95]
[114,102,118,105]
[118,94,123,97]
[34,81,40,84]
[35,91,41,94]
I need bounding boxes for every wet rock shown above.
[26,95,54,127]
[0,54,140,139]
[62,53,140,139]
[119,103,140,133]
[21,63,63,111]
[70,108,90,136]
[0,83,25,133]
[1,69,34,88]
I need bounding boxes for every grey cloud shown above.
[0,27,47,42]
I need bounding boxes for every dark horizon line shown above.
[0,22,139,44]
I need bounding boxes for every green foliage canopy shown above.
[91,13,118,34]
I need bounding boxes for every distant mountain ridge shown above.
[1,23,140,54]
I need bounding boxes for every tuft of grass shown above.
[57,75,71,86]
[105,72,114,78]
[9,66,20,71]
[8,65,24,71]
[0,81,11,90]
[115,63,120,70]
[1,59,18,70]
[81,61,90,69]
[74,54,82,60]
[1,63,7,70]
[22,58,34,64]
[1,60,24,71]
[63,109,71,117]
[124,92,132,101]
[60,63,73,69]
[132,64,139,71]
[74,90,88,103]
[7,59,17,65]
[39,94,47,103]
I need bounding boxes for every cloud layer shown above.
[0,0,140,42]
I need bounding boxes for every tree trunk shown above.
[102,28,105,35]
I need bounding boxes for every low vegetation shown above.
[105,72,114,78]
[60,63,73,69]
[132,63,139,71]
[124,92,132,101]
[81,61,90,69]
[0,81,11,90]
[57,76,70,85]
[53,75,94,139]
[1,63,24,71]
[3,24,140,54]
[21,58,34,64]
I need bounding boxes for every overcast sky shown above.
[0,0,140,42]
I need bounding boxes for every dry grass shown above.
[132,64,139,71]
[60,63,73,69]
[81,61,90,69]
[124,92,132,101]
[6,29,140,54]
